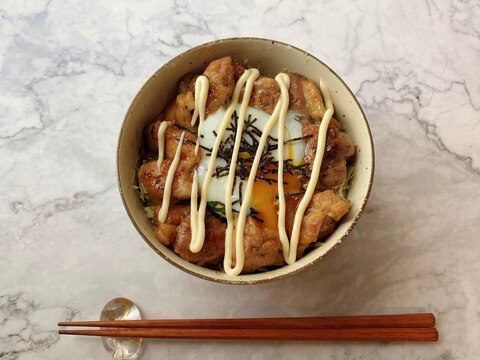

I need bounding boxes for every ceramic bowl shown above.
[117,38,374,284]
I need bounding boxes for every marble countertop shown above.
[1,0,479,359]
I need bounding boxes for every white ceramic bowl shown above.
[117,38,374,284]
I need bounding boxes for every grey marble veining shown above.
[1,0,479,359]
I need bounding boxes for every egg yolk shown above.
[251,165,303,231]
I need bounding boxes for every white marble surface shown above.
[1,0,479,358]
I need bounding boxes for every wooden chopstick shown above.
[58,313,435,329]
[58,314,438,342]
[58,327,438,342]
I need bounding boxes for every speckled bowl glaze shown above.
[117,38,374,285]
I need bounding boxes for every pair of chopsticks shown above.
[58,313,438,342]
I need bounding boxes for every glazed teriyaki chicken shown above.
[137,56,355,274]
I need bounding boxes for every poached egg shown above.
[196,105,305,229]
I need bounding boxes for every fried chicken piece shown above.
[162,126,199,164]
[302,123,355,190]
[287,72,305,115]
[296,190,350,256]
[247,76,281,114]
[319,156,348,190]
[144,120,162,152]
[203,56,236,115]
[165,57,242,125]
[138,159,194,204]
[288,73,326,122]
[150,57,237,131]
[144,123,200,159]
[161,72,198,131]
[239,217,285,273]
[175,214,226,266]
[144,112,167,149]
[302,76,327,122]
[154,224,177,246]
[178,73,198,94]
[283,191,350,257]
[283,193,303,238]
[155,205,190,226]
[163,91,196,130]
[329,117,344,131]
[233,61,245,82]
[140,125,200,204]
[152,205,190,246]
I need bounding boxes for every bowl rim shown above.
[116,36,375,285]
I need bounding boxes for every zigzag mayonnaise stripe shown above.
[184,68,333,274]
[189,75,209,246]
[285,79,334,264]
[189,69,257,253]
[157,131,185,223]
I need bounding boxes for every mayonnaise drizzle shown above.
[275,73,292,260]
[156,121,172,172]
[190,169,199,238]
[191,75,209,155]
[189,69,258,253]
[223,69,260,274]
[157,131,185,223]
[225,73,290,275]
[285,80,334,264]
[189,75,209,245]
[179,67,335,274]
[191,75,209,128]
